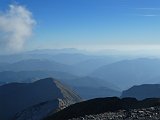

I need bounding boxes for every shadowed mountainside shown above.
[121,84,160,100]
[0,78,81,120]
[45,97,160,120]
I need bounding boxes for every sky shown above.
[0,0,160,52]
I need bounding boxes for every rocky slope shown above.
[45,97,160,120]
[0,78,81,120]
[68,106,160,120]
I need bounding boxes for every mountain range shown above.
[0,71,121,99]
[91,58,160,89]
[0,78,81,120]
[121,84,160,100]
[1,49,160,120]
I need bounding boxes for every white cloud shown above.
[0,4,36,53]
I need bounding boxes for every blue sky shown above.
[1,0,160,51]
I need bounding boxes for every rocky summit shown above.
[69,107,160,120]
[45,97,160,120]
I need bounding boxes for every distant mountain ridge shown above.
[0,70,77,83]
[74,86,121,99]
[70,76,121,99]
[0,48,124,76]
[0,59,73,72]
[121,84,160,100]
[0,71,121,99]
[91,58,160,89]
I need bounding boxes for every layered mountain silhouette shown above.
[68,76,121,99]
[74,86,120,99]
[121,84,160,100]
[3,56,160,90]
[0,71,77,83]
[0,71,120,99]
[91,58,160,89]
[0,78,81,120]
[0,59,74,73]
[69,76,119,90]
[0,49,122,76]
[45,97,160,120]
[0,49,119,65]
[72,56,120,75]
[0,48,86,63]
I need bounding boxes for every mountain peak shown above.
[121,84,160,100]
[0,78,81,120]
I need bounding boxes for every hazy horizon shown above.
[0,0,160,54]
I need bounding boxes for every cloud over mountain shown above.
[0,4,36,53]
